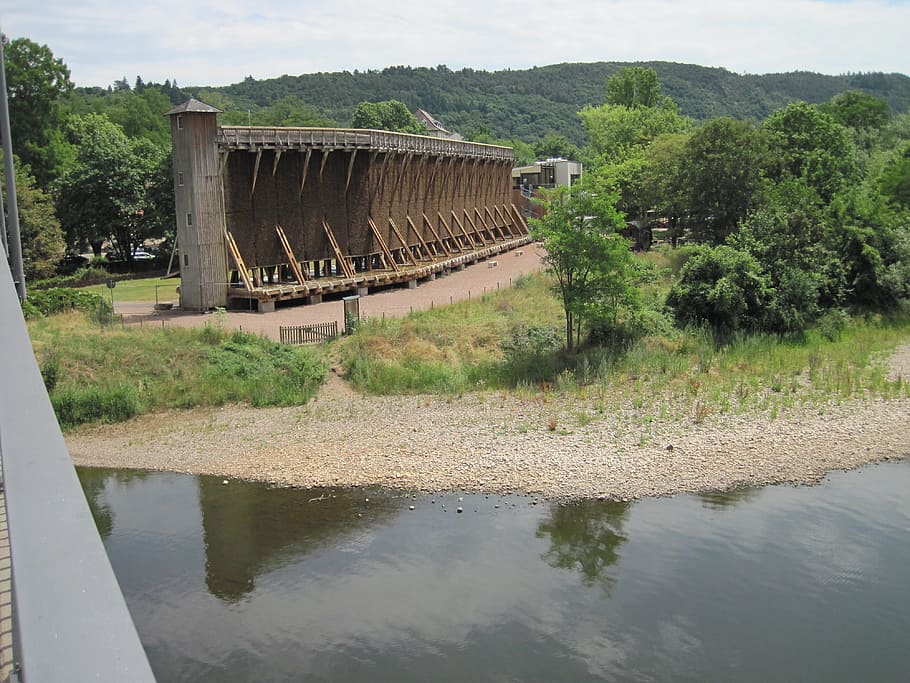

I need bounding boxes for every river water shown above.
[78,458,910,682]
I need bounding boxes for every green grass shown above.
[337,270,910,421]
[82,276,180,304]
[29,312,328,428]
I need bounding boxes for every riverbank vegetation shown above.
[28,311,327,428]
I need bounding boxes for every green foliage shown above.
[2,36,73,186]
[763,101,858,202]
[350,100,424,133]
[54,113,171,256]
[680,117,767,244]
[2,156,66,279]
[580,100,690,165]
[529,178,642,349]
[25,287,107,317]
[606,67,664,108]
[820,90,890,132]
[29,316,327,427]
[879,143,910,209]
[666,245,771,334]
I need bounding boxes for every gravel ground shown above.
[65,350,910,501]
[67,250,910,500]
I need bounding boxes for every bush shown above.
[52,385,140,428]
[26,288,108,316]
[666,245,771,335]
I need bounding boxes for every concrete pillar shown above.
[407,279,418,289]
[358,287,369,297]
[259,300,275,313]
[307,294,323,304]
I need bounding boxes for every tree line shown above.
[531,67,910,349]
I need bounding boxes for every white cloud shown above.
[1,0,908,87]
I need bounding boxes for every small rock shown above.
[222,480,229,485]
[457,507,463,513]
[409,505,415,511]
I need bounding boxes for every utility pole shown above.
[0,26,26,302]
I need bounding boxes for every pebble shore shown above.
[65,348,910,501]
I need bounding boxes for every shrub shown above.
[52,385,140,428]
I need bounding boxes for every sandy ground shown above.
[66,249,910,500]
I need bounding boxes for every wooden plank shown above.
[437,211,464,250]
[494,205,515,238]
[298,148,312,196]
[322,219,355,278]
[388,217,419,266]
[218,151,229,178]
[319,149,332,181]
[272,149,282,176]
[275,224,308,282]
[511,203,531,235]
[367,217,400,273]
[461,209,488,246]
[484,206,507,241]
[250,148,262,199]
[406,215,435,258]
[422,212,454,255]
[473,206,497,243]
[344,149,357,194]
[224,230,254,291]
[451,210,479,249]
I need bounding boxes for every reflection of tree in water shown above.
[76,467,152,540]
[697,487,758,511]
[199,478,401,603]
[536,499,631,592]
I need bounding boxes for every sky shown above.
[2,0,909,88]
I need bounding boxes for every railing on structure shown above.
[0,248,156,682]
[280,321,339,345]
[217,126,515,161]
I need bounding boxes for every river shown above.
[78,457,910,682]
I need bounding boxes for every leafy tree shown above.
[1,156,65,279]
[606,66,663,108]
[821,90,890,132]
[2,36,73,186]
[55,113,170,258]
[529,179,640,349]
[879,143,910,210]
[580,100,688,166]
[666,245,771,334]
[763,101,858,202]
[533,133,581,161]
[679,117,767,244]
[255,96,335,127]
[350,100,424,133]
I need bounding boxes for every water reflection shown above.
[696,486,759,510]
[198,478,401,602]
[536,499,629,591]
[78,468,152,539]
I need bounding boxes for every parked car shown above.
[131,250,155,261]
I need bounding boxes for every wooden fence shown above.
[279,321,339,345]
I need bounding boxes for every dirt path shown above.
[119,247,545,340]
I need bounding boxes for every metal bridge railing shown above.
[0,248,156,682]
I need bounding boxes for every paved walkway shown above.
[118,247,545,340]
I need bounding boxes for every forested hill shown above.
[188,61,910,144]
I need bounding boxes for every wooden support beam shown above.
[224,230,254,292]
[250,149,262,199]
[218,151,229,178]
[463,208,489,246]
[319,149,332,182]
[377,151,392,197]
[474,206,497,242]
[511,203,531,235]
[494,205,515,238]
[367,217,400,272]
[453,210,481,249]
[422,212,454,255]
[344,149,357,194]
[272,149,282,176]
[388,218,419,266]
[406,215,435,258]
[392,153,413,199]
[322,219,355,278]
[436,211,463,251]
[299,149,312,197]
[275,224,307,282]
[484,206,507,241]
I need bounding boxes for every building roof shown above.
[165,98,223,116]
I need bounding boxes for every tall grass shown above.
[29,312,328,428]
[337,271,910,420]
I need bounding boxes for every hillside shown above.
[185,61,910,145]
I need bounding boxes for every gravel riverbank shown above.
[65,350,910,500]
